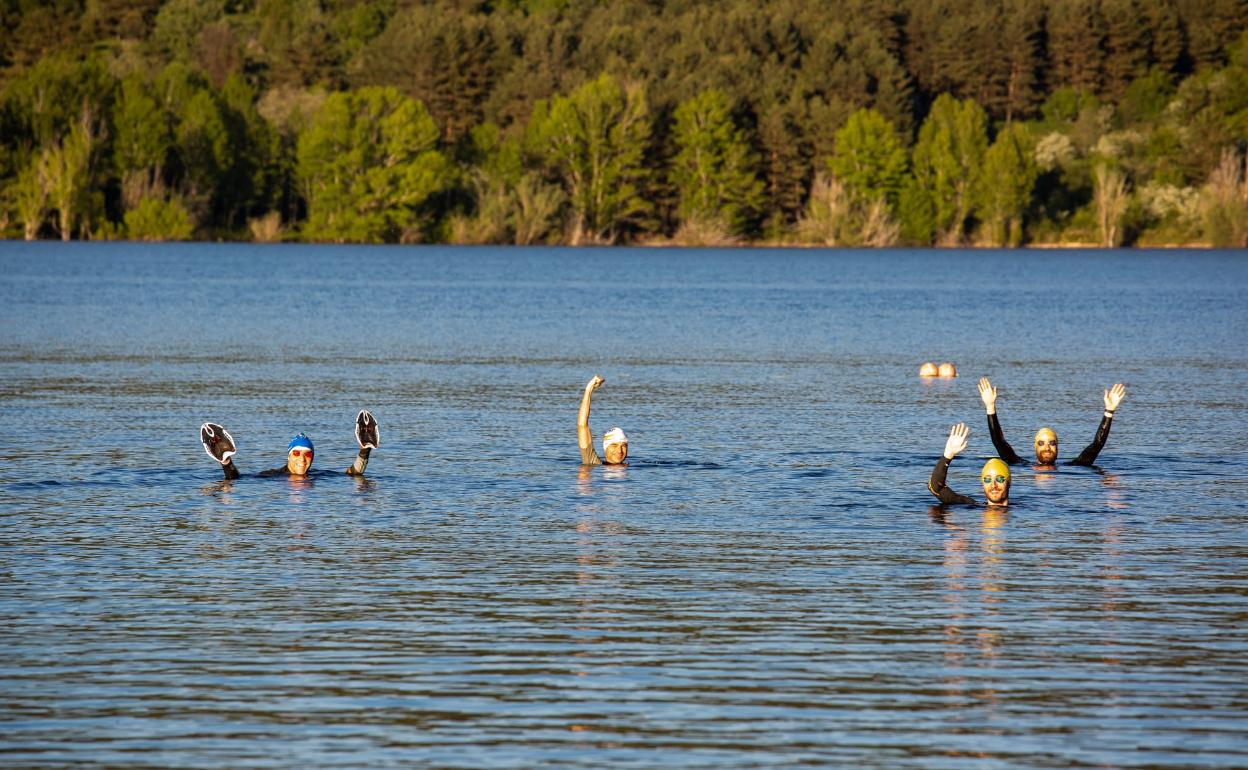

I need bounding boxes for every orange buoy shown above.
[919,362,938,377]
[938,362,957,378]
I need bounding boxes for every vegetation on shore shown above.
[1,0,1245,247]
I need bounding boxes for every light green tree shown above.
[670,89,764,235]
[297,86,449,243]
[912,94,990,245]
[124,197,195,241]
[42,107,105,240]
[975,123,1038,246]
[529,73,651,243]
[827,107,908,209]
[11,157,50,240]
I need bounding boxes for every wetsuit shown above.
[218,448,371,479]
[928,456,976,506]
[988,412,1114,467]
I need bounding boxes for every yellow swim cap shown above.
[981,458,1011,482]
[1034,427,1057,445]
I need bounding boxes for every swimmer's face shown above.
[1034,427,1058,464]
[286,448,313,475]
[981,471,1010,505]
[604,442,628,465]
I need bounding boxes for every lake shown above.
[1,242,1245,768]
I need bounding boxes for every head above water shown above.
[981,458,1011,505]
[602,427,629,465]
[287,433,314,475]
[1033,427,1058,464]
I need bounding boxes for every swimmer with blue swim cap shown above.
[286,433,315,475]
[928,422,1011,506]
[200,411,380,480]
[577,375,629,465]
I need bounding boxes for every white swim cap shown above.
[602,427,628,453]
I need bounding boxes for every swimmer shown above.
[577,374,628,465]
[928,422,1011,507]
[978,377,1125,466]
[200,410,380,479]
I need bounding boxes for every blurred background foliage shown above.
[0,0,1244,245]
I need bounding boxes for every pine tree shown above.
[1048,0,1106,94]
[1101,0,1149,100]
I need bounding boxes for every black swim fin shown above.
[200,422,237,464]
[355,410,380,449]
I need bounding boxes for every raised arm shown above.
[979,377,1024,465]
[929,422,976,506]
[347,410,379,476]
[201,423,241,480]
[1070,383,1125,466]
[577,375,604,466]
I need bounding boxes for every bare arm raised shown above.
[577,375,604,466]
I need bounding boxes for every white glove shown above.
[978,377,997,415]
[1103,383,1126,414]
[943,422,970,460]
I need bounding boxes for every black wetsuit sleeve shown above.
[221,461,240,480]
[929,456,977,506]
[987,413,1025,465]
[1069,413,1113,466]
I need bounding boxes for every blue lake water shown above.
[1,242,1246,768]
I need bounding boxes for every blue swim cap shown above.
[288,433,314,453]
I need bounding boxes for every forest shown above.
[1,0,1245,246]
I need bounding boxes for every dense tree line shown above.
[1,0,1245,246]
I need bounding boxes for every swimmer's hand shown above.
[587,375,605,391]
[1103,383,1126,414]
[943,422,970,460]
[355,410,380,449]
[978,377,997,414]
[200,422,236,464]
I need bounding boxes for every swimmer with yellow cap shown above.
[577,374,629,465]
[978,377,1126,467]
[928,422,1011,506]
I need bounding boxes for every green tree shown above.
[529,73,651,243]
[124,196,194,240]
[113,75,172,209]
[297,86,449,243]
[827,107,907,208]
[670,89,764,235]
[151,0,228,63]
[975,123,1037,245]
[911,94,989,244]
[351,5,501,144]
